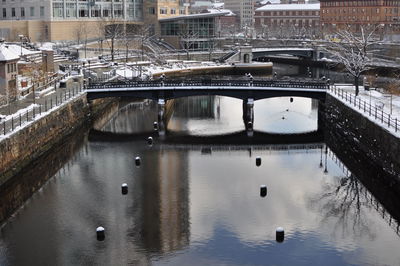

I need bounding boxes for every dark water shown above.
[0,93,400,266]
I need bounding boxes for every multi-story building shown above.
[0,0,189,42]
[144,0,189,37]
[320,0,400,33]
[224,0,255,28]
[254,3,320,38]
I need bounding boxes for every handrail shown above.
[88,79,329,90]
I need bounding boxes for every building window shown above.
[160,8,167,14]
[2,8,6,18]
[21,7,25,17]
[52,3,63,18]
[40,6,45,17]
[30,7,35,17]
[11,8,15,17]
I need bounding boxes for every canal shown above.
[0,67,400,265]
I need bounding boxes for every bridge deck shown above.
[86,79,328,101]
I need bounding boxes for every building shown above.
[224,0,256,28]
[205,8,237,37]
[0,44,19,103]
[159,12,229,50]
[320,0,400,34]
[0,0,144,42]
[144,0,189,36]
[254,3,320,38]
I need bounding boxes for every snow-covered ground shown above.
[329,84,400,137]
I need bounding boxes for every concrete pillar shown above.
[240,45,253,63]
[158,98,166,136]
[42,49,54,73]
[243,98,254,131]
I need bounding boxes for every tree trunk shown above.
[355,76,359,96]
[111,38,115,62]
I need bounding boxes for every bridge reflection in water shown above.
[2,94,400,265]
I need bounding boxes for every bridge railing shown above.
[88,79,329,90]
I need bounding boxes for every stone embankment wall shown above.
[0,94,117,186]
[324,93,400,181]
[0,95,89,185]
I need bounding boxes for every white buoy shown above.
[121,183,128,194]
[260,185,267,197]
[153,122,158,130]
[256,156,262,166]
[135,156,141,166]
[96,226,105,240]
[276,227,284,242]
[147,136,153,146]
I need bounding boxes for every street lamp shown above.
[18,34,24,57]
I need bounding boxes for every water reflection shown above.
[0,95,400,265]
[168,96,319,135]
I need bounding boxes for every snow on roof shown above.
[207,8,236,16]
[5,44,41,56]
[260,0,281,4]
[213,3,224,9]
[256,3,320,11]
[0,45,20,61]
[159,11,230,22]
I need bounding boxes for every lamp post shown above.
[18,34,24,57]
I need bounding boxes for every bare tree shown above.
[133,25,152,61]
[325,25,379,96]
[309,173,374,238]
[179,24,199,60]
[98,18,125,62]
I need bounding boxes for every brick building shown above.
[254,3,320,38]
[320,0,400,33]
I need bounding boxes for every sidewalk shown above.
[332,84,400,119]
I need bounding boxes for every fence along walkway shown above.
[329,86,400,133]
[1,83,84,137]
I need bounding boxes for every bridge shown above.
[252,47,318,60]
[86,79,328,101]
[87,79,327,132]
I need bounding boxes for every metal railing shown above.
[88,79,329,90]
[329,86,399,132]
[1,84,84,136]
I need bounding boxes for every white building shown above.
[224,0,255,28]
[0,0,143,42]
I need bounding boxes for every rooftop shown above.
[159,11,230,22]
[256,3,320,11]
[0,45,20,61]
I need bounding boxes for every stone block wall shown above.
[0,95,89,185]
[324,93,400,180]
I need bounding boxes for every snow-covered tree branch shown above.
[325,25,380,96]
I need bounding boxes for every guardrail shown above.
[88,79,329,90]
[1,83,84,137]
[329,86,399,132]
